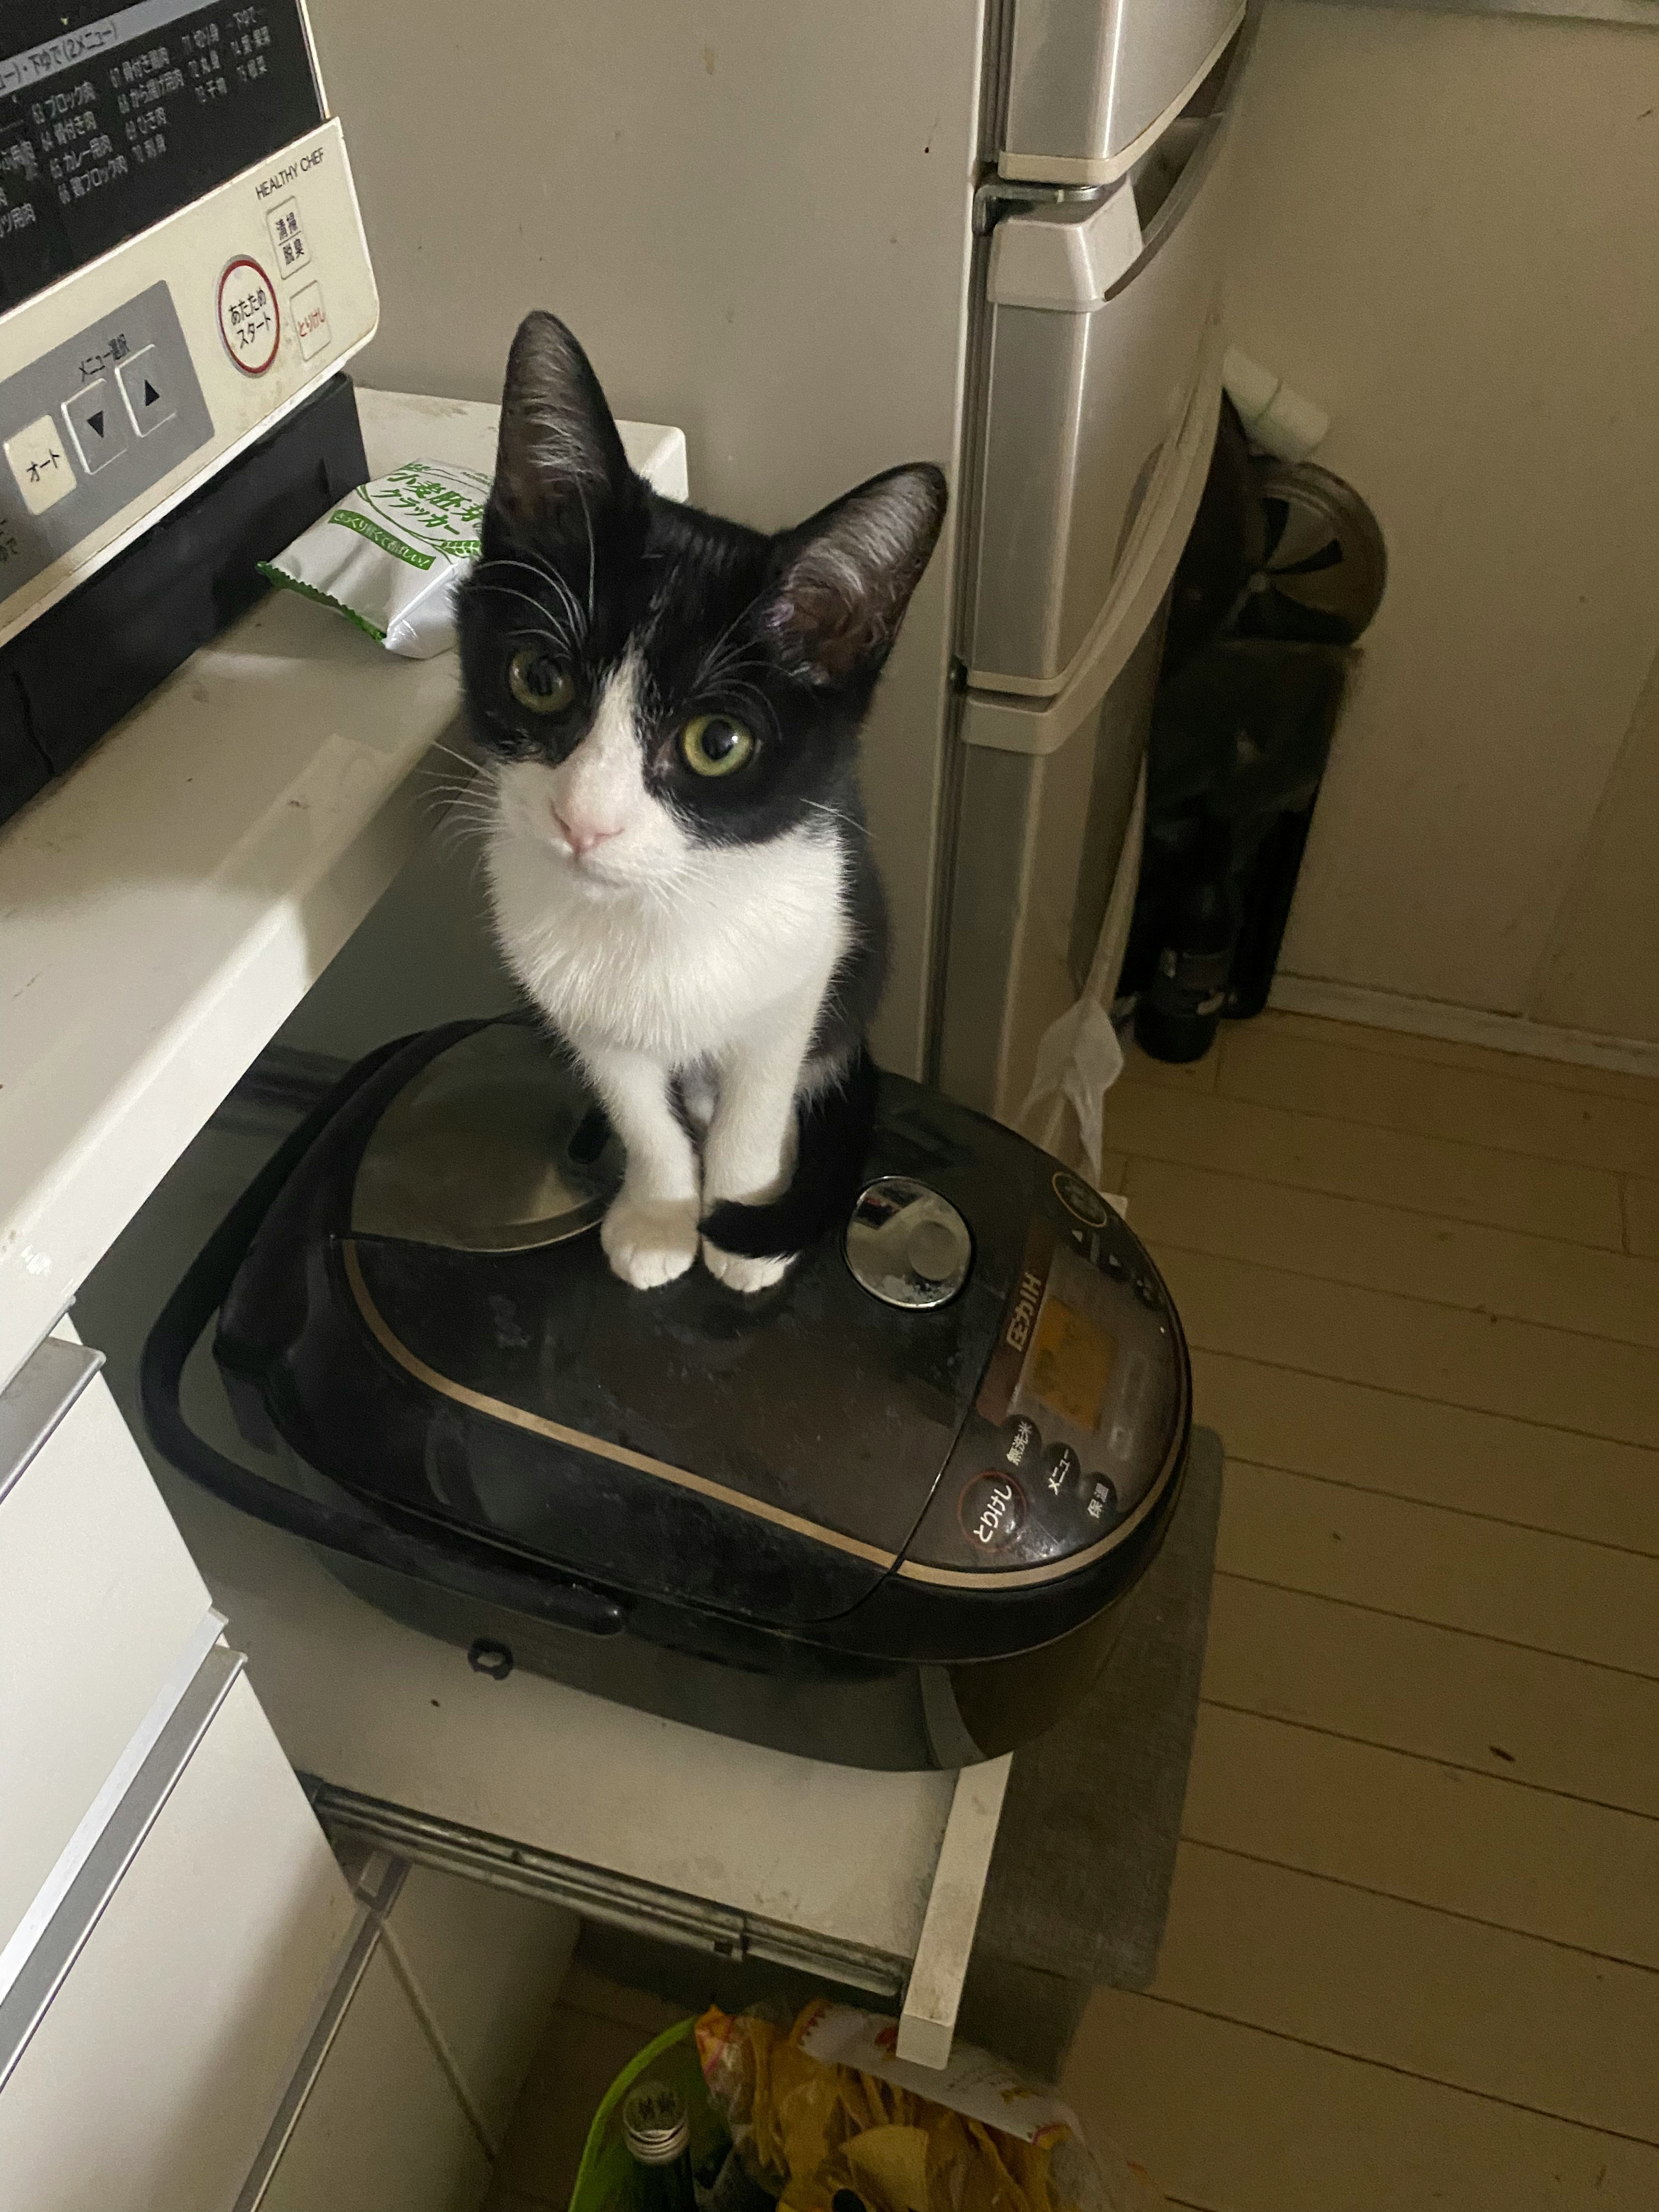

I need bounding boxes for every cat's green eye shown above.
[681,714,755,778]
[507,650,575,715]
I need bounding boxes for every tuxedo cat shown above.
[459,312,946,1292]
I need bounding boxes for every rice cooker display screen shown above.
[0,0,322,313]
[1027,1295,1115,1431]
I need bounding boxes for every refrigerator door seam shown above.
[960,333,1223,755]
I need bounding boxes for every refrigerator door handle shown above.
[998,0,1250,191]
[960,334,1223,760]
[1115,3,1262,296]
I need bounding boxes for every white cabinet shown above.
[0,1316,580,2210]
[253,1944,492,2212]
[0,1671,356,2212]
[0,1330,215,1959]
[379,1864,581,2155]
[238,1853,578,2212]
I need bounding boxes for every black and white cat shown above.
[459,312,946,1293]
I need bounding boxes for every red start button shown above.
[959,1472,1026,1553]
[217,255,280,375]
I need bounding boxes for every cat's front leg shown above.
[579,1042,702,1288]
[700,993,820,1293]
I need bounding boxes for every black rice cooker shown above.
[143,1020,1190,1770]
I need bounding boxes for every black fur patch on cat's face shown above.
[458,311,946,849]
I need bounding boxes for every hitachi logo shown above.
[1004,1269,1044,1352]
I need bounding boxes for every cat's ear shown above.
[492,311,632,533]
[766,465,947,683]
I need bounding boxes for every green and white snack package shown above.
[259,458,492,657]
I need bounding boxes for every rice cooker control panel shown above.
[903,1170,1185,1577]
[0,0,378,652]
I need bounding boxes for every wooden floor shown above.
[1073,1009,1659,2209]
[489,1011,1659,2212]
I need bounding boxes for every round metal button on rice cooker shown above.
[844,1176,973,1308]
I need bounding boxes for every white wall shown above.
[1225,2,1659,1046]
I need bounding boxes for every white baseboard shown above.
[1267,973,1659,1082]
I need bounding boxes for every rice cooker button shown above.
[1053,1170,1111,1227]
[908,1216,960,1284]
[959,1472,1026,1553]
[999,1415,1040,1472]
[1083,1475,1121,1529]
[844,1178,972,1308]
[1040,1442,1081,1501]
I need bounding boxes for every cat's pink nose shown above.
[551,804,622,858]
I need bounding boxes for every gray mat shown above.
[971,1426,1224,1993]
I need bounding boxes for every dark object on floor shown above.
[143,1017,1193,1773]
[1125,642,1350,1059]
[0,373,367,830]
[1120,417,1386,1062]
[1159,398,1265,680]
[1234,459,1389,646]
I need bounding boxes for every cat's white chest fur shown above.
[487,815,847,1064]
[482,661,849,1066]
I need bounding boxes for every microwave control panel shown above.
[0,2,377,649]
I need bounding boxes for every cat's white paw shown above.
[601,1195,699,1289]
[701,1239,794,1294]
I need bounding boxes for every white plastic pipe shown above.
[1223,346,1330,462]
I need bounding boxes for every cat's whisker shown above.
[692,585,770,692]
[473,553,563,590]
[473,551,578,600]
[714,679,782,745]
[427,797,499,835]
[420,792,488,825]
[418,785,487,817]
[566,484,597,626]
[503,626,578,661]
[471,581,582,646]
[799,799,865,838]
[470,567,582,626]
[429,822,486,851]
[473,555,590,646]
[428,801,492,829]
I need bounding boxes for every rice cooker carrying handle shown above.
[140,1042,629,1641]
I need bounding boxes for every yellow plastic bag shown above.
[694,2003,1165,2212]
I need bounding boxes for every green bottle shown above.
[622,2082,699,2212]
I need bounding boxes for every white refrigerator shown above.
[308,0,1260,1128]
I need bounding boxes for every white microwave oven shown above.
[0,0,379,823]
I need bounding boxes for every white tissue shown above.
[1017,763,1145,1181]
